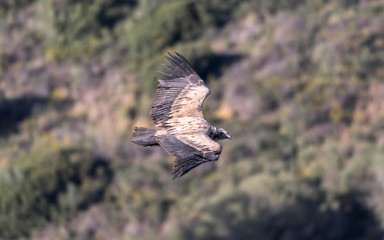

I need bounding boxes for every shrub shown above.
[0,146,112,239]
[41,0,137,61]
[116,0,244,62]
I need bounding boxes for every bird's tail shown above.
[132,127,159,146]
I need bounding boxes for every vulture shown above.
[132,52,231,179]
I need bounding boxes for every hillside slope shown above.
[1,1,384,239]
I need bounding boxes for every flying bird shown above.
[132,52,231,179]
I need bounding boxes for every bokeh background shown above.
[1,0,384,239]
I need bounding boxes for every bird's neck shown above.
[209,126,219,140]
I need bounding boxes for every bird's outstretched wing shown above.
[157,133,222,179]
[150,52,210,132]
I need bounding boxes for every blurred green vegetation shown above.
[1,0,384,239]
[0,139,112,239]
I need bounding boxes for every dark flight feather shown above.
[172,155,208,180]
[157,134,209,179]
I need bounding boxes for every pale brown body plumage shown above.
[132,52,231,179]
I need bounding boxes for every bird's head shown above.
[216,128,232,140]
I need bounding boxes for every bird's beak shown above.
[226,133,232,139]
